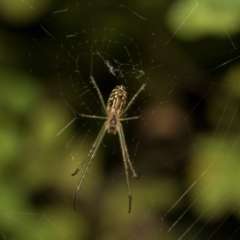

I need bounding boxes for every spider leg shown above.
[122,83,146,115]
[118,125,140,179]
[56,112,106,137]
[90,57,107,111]
[75,111,107,120]
[118,125,140,213]
[120,116,142,121]
[72,124,106,210]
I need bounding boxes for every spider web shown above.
[1,0,240,239]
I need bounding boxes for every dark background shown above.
[1,0,240,239]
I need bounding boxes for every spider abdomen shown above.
[107,85,127,116]
[106,85,126,134]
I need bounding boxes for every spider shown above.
[71,61,146,213]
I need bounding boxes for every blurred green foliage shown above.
[167,0,240,39]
